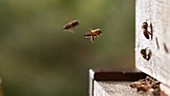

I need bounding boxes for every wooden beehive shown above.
[89,69,147,96]
[89,0,170,95]
[136,0,170,95]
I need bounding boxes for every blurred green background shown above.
[0,0,135,96]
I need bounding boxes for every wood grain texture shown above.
[89,69,147,96]
[136,0,170,90]
[160,84,170,96]
[94,81,146,96]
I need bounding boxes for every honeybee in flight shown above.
[141,21,153,39]
[85,28,102,42]
[63,20,79,32]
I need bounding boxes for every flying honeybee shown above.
[142,21,152,39]
[63,20,79,32]
[85,28,102,42]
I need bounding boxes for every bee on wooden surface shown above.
[130,80,150,92]
[140,48,152,61]
[85,28,102,42]
[141,21,152,39]
[130,76,161,95]
[142,21,148,30]
[63,20,79,32]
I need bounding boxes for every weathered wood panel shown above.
[93,81,146,96]
[89,69,147,96]
[136,0,170,91]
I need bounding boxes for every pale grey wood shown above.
[89,69,95,96]
[93,81,147,96]
[88,69,147,96]
[136,0,170,92]
[160,84,170,96]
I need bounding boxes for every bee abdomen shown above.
[63,20,79,30]
[143,30,150,39]
[84,32,92,37]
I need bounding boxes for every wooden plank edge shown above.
[89,68,147,96]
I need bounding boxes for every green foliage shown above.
[0,0,135,96]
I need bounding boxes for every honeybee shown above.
[141,21,152,39]
[130,79,150,92]
[63,20,79,32]
[136,84,150,92]
[142,21,148,30]
[130,76,161,93]
[140,48,152,61]
[85,28,102,42]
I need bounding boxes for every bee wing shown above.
[85,34,90,38]
[64,28,74,33]
[85,36,90,38]
[93,35,97,38]
[85,31,92,38]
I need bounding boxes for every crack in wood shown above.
[163,43,169,53]
[155,37,160,50]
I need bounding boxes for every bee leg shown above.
[68,29,74,33]
[147,31,152,35]
[64,28,74,33]
[147,31,153,40]
[90,36,95,42]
